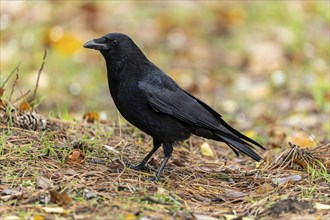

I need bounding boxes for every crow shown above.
[84,33,265,181]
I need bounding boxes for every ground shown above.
[0,110,329,220]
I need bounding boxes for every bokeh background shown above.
[1,1,329,138]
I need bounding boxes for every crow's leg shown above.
[151,142,173,181]
[129,139,161,171]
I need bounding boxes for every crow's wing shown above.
[138,76,265,152]
[138,80,222,132]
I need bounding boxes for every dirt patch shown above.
[268,198,315,217]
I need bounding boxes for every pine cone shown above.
[16,112,47,131]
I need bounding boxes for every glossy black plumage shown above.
[84,33,265,180]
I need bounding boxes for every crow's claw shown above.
[128,163,147,170]
[128,162,150,171]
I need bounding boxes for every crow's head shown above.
[84,33,142,60]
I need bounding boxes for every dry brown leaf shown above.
[65,149,85,164]
[36,175,54,189]
[0,87,4,97]
[19,100,31,112]
[49,190,72,206]
[83,111,100,123]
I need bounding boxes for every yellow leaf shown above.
[198,186,205,191]
[243,130,257,140]
[53,32,82,56]
[200,142,214,157]
[255,161,262,169]
[33,215,44,220]
[123,214,137,220]
[287,131,317,148]
[224,214,238,220]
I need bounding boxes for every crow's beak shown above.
[84,38,109,50]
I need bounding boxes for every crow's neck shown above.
[103,53,149,104]
[105,53,149,82]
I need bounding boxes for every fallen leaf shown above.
[223,188,247,199]
[42,207,70,214]
[49,190,72,206]
[36,175,53,189]
[62,168,78,176]
[287,131,317,148]
[19,100,31,112]
[84,189,97,200]
[2,188,21,195]
[65,149,85,164]
[33,215,44,220]
[224,214,238,220]
[255,161,262,168]
[0,87,4,97]
[1,188,22,201]
[314,203,330,210]
[103,145,119,154]
[243,130,257,140]
[272,175,302,186]
[83,111,100,123]
[200,142,214,157]
[123,214,137,220]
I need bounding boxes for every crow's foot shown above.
[128,162,152,171]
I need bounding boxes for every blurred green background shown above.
[0,1,329,137]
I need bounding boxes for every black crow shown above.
[84,33,265,181]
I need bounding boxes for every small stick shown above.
[32,49,47,101]
[9,71,19,101]
[16,81,31,112]
[1,63,20,88]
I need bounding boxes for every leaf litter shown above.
[1,109,329,219]
[0,58,329,220]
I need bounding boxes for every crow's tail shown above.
[214,120,265,161]
[219,134,263,161]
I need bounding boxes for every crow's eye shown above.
[111,39,118,46]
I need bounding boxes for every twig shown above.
[1,63,20,88]
[12,90,31,104]
[16,81,31,112]
[8,71,19,101]
[32,49,47,101]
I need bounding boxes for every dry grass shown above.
[0,108,329,220]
